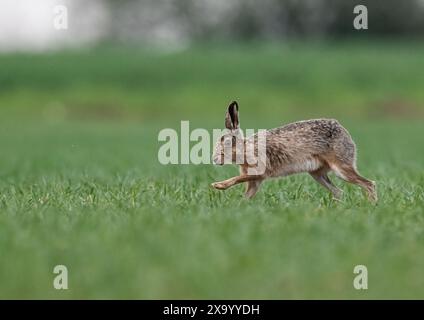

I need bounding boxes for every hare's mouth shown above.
[212,157,224,165]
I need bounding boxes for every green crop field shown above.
[0,43,423,299]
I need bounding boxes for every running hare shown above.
[211,101,377,201]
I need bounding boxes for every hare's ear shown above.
[225,111,233,130]
[226,101,239,130]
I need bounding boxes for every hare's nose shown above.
[213,156,223,165]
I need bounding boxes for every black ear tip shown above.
[229,100,239,110]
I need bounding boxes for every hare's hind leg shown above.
[331,163,377,202]
[310,167,343,200]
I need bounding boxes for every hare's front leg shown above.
[212,175,261,190]
[245,179,263,198]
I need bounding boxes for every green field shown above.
[0,43,423,299]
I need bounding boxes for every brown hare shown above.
[211,101,377,201]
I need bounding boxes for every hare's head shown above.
[212,101,245,165]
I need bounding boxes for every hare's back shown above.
[266,118,350,154]
[270,119,347,139]
[274,119,344,137]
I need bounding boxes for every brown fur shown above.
[212,101,377,202]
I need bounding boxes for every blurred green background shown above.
[0,0,424,299]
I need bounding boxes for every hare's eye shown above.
[224,139,232,147]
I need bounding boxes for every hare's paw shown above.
[211,182,227,190]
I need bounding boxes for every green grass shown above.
[0,43,424,299]
[1,42,424,123]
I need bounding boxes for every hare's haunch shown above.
[211,101,377,202]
